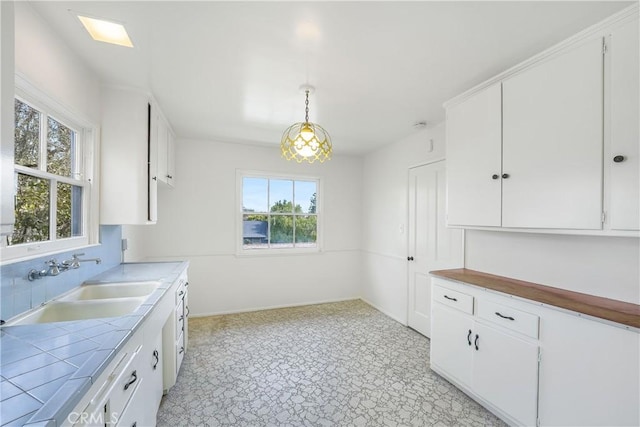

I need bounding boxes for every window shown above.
[3,92,94,259]
[240,173,320,252]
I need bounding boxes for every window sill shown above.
[0,241,100,266]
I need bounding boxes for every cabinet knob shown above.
[167,174,173,179]
[613,155,625,163]
[502,173,510,179]
[152,176,157,181]
[492,174,499,180]
[407,256,414,261]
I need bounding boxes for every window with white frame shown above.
[240,173,319,252]
[4,94,93,257]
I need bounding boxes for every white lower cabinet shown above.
[537,307,640,426]
[431,304,474,387]
[472,323,538,426]
[64,268,189,427]
[431,277,640,427]
[431,283,539,426]
[162,274,189,391]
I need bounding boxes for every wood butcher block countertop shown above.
[430,268,640,329]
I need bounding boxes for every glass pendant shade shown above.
[281,88,332,163]
[281,121,331,163]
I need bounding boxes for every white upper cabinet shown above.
[608,18,639,231]
[446,84,502,227]
[101,87,158,224]
[156,112,176,188]
[502,37,604,229]
[445,8,639,235]
[167,130,176,187]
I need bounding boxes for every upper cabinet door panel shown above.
[446,83,502,227]
[502,38,604,229]
[609,19,639,231]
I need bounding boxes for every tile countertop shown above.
[430,268,640,329]
[0,261,189,427]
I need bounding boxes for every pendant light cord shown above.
[304,90,310,123]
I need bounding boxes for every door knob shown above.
[502,173,510,179]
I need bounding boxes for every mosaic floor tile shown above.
[157,300,506,427]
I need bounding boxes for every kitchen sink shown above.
[7,297,147,325]
[59,281,161,301]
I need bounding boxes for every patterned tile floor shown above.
[157,300,506,427]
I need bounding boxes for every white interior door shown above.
[408,161,464,337]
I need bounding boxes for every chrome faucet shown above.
[28,259,60,281]
[62,253,102,269]
[28,254,102,281]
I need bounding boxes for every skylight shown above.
[77,15,133,48]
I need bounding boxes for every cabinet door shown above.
[538,309,639,426]
[430,304,474,387]
[156,114,169,185]
[502,37,604,229]
[167,131,175,187]
[141,330,163,426]
[473,323,539,426]
[446,83,502,227]
[609,19,639,230]
[148,104,158,223]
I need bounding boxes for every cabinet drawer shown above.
[433,285,474,314]
[477,299,539,339]
[114,377,144,427]
[176,332,185,375]
[175,281,186,305]
[109,343,143,418]
[175,302,185,337]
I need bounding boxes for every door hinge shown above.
[601,212,606,223]
[537,417,541,427]
[603,40,608,55]
[538,351,542,363]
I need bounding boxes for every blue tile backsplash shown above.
[0,225,122,322]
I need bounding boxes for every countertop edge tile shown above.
[0,261,189,426]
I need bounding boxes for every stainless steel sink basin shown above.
[7,297,147,325]
[60,281,161,301]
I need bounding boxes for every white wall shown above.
[361,124,446,323]
[14,3,101,123]
[465,231,640,304]
[123,140,362,316]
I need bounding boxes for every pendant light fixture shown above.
[281,85,332,163]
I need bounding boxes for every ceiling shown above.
[29,1,632,155]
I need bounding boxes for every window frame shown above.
[236,170,323,256]
[1,77,99,262]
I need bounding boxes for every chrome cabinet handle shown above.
[185,306,190,317]
[467,329,472,346]
[474,334,479,351]
[179,346,185,354]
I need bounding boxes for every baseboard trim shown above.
[190,296,361,318]
[360,297,408,326]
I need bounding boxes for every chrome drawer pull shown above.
[444,295,458,302]
[495,312,515,321]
